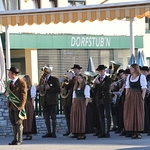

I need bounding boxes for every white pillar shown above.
[5,25,11,81]
[130,18,135,56]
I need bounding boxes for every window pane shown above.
[0,0,5,11]
[7,0,18,10]
[31,0,38,9]
[68,1,85,7]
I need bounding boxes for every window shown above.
[145,17,150,30]
[31,0,38,9]
[0,0,5,11]
[1,0,19,10]
[68,0,85,7]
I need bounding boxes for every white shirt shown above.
[125,74,147,89]
[72,85,90,99]
[11,77,18,85]
[30,85,36,98]
[100,74,106,81]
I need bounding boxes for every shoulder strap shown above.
[138,74,141,81]
[129,74,131,80]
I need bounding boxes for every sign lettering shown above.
[71,36,111,47]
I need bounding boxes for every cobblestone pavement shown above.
[0,132,150,150]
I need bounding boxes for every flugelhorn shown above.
[91,74,100,84]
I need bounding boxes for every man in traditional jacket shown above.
[39,65,61,138]
[94,65,112,138]
[6,67,27,145]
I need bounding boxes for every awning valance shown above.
[0,0,150,26]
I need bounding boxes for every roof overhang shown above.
[0,0,150,26]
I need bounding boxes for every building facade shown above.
[0,0,149,84]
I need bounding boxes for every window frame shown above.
[68,0,86,6]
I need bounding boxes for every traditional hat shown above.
[141,66,149,72]
[117,69,125,76]
[124,69,130,74]
[7,67,19,74]
[71,64,82,69]
[96,65,107,71]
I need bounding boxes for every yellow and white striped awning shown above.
[0,0,150,26]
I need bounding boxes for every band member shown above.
[71,64,82,80]
[111,69,126,134]
[119,68,130,136]
[70,74,90,140]
[141,66,150,135]
[6,67,27,145]
[61,70,74,136]
[94,65,112,138]
[124,64,147,139]
[38,65,60,138]
[23,75,37,140]
[69,64,82,138]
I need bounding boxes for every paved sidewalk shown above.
[0,132,150,150]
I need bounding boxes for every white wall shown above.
[57,0,68,7]
[40,0,54,8]
[7,19,141,36]
[144,34,150,57]
[20,0,37,9]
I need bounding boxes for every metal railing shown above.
[34,93,63,116]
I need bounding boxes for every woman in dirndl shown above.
[124,64,147,139]
[70,74,90,140]
[23,75,37,140]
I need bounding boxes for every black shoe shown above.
[105,133,110,138]
[93,132,99,136]
[63,132,70,136]
[131,134,137,139]
[110,127,117,132]
[77,135,86,140]
[71,135,78,138]
[125,133,132,137]
[97,134,105,138]
[119,131,126,136]
[42,133,52,138]
[115,129,122,134]
[136,134,142,139]
[52,133,57,138]
[147,133,150,136]
[23,136,32,140]
[15,142,22,145]
[8,139,17,145]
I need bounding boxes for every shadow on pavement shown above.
[117,146,150,150]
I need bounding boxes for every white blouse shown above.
[30,85,36,98]
[72,85,90,99]
[125,74,147,89]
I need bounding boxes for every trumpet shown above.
[91,74,100,84]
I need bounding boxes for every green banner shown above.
[0,33,143,49]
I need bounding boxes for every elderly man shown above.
[38,65,60,138]
[7,67,27,145]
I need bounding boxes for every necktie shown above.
[10,81,14,89]
[100,77,103,83]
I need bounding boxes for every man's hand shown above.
[18,106,22,110]
[45,84,50,90]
